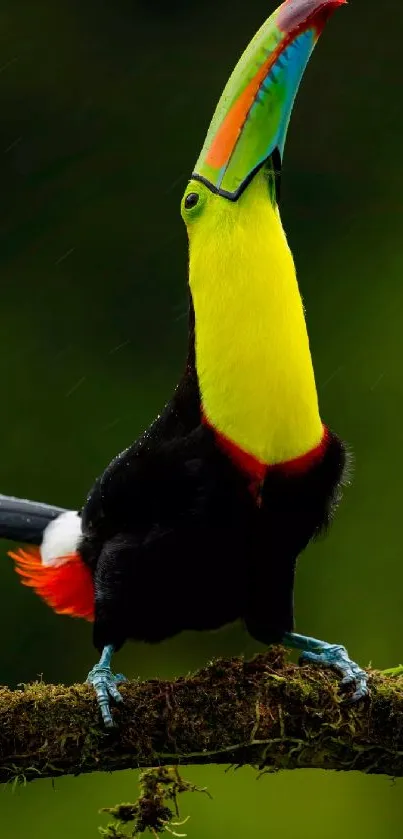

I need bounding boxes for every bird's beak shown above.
[193,0,345,201]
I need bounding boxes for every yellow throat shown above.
[183,171,323,466]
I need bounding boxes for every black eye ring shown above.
[184,192,199,210]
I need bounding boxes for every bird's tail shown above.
[0,494,94,621]
[0,494,67,544]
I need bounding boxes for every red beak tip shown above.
[277,0,346,37]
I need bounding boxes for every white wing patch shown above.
[40,510,82,566]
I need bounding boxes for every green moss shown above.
[99,767,210,837]
[1,649,403,784]
[381,665,403,677]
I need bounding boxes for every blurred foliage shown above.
[0,0,403,836]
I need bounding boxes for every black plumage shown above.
[78,300,347,655]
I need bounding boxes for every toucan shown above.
[1,0,368,727]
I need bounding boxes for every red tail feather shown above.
[9,547,94,621]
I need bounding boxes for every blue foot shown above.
[86,645,127,728]
[283,632,369,703]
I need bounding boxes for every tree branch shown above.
[1,648,403,785]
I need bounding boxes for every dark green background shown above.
[1,0,402,836]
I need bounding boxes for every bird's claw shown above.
[86,664,127,728]
[299,643,368,704]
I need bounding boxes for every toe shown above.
[337,660,369,703]
[342,686,368,705]
[339,673,356,691]
[86,665,127,727]
[299,651,326,666]
[341,673,369,704]
[92,683,114,727]
[100,703,115,727]
[108,682,124,704]
[297,645,369,703]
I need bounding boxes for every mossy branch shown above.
[1,648,403,785]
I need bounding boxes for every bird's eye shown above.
[184,192,199,210]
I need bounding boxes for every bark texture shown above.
[1,648,403,785]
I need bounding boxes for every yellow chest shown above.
[188,179,323,466]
